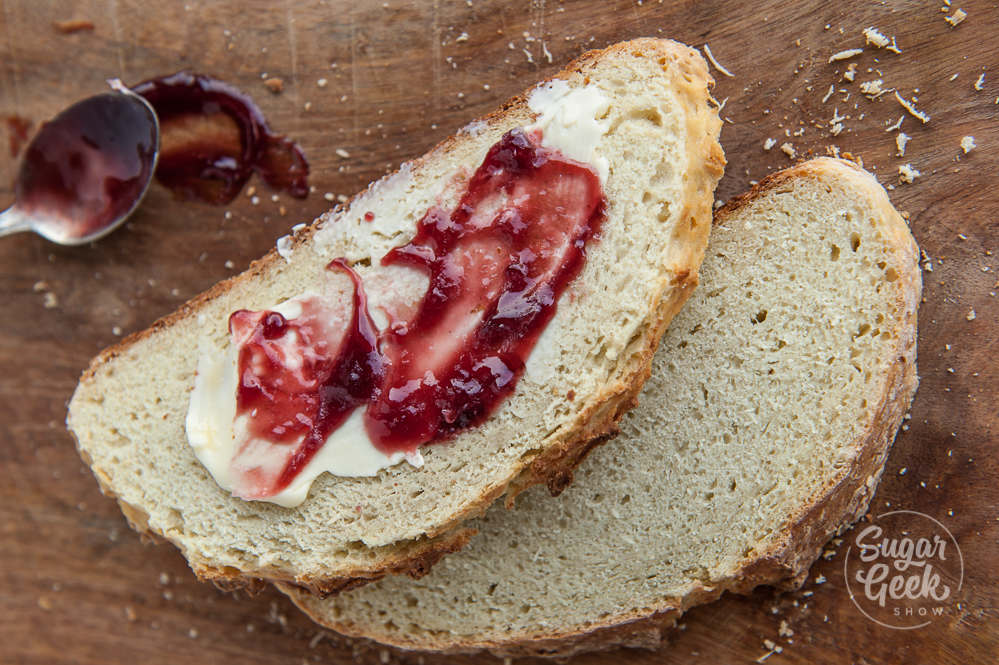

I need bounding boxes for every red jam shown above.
[229,128,604,497]
[131,72,309,204]
[6,114,32,158]
[14,93,158,240]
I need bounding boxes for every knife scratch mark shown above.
[1,1,23,112]
[432,0,441,115]
[108,0,126,77]
[350,12,359,139]
[285,0,299,107]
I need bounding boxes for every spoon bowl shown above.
[0,81,160,245]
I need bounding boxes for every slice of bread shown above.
[67,39,725,594]
[281,157,921,656]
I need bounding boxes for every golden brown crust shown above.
[280,158,920,657]
[69,38,723,596]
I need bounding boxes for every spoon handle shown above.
[0,207,34,239]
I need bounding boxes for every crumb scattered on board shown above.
[896,132,910,156]
[702,44,734,77]
[960,136,976,153]
[53,19,94,33]
[895,91,931,123]
[829,48,863,63]
[944,8,968,27]
[899,163,921,184]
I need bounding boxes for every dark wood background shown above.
[1,1,996,663]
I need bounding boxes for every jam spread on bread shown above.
[229,128,604,498]
[132,72,309,204]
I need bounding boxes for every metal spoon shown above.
[0,80,159,245]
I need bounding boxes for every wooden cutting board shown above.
[2,1,996,663]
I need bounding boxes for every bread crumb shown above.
[702,44,734,77]
[112,326,122,336]
[885,115,904,132]
[316,78,328,88]
[829,48,863,63]
[335,148,350,159]
[53,19,95,33]
[323,192,335,201]
[124,606,137,621]
[763,137,777,150]
[896,132,910,156]
[224,260,235,269]
[263,77,284,94]
[898,163,920,183]
[188,628,198,639]
[860,79,891,98]
[966,308,976,321]
[455,31,469,43]
[815,574,827,584]
[843,63,858,82]
[780,142,796,158]
[779,619,794,637]
[974,73,985,91]
[960,136,976,153]
[944,8,967,26]
[894,91,930,123]
[862,27,890,47]
[37,596,53,610]
[822,84,835,103]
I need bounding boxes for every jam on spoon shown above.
[0,81,159,245]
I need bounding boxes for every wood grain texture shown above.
[1,1,996,663]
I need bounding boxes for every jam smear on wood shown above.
[229,128,604,497]
[132,72,308,204]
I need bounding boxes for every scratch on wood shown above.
[108,0,126,77]
[432,0,440,114]
[350,11,359,139]
[1,1,23,111]
[285,0,299,107]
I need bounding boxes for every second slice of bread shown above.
[281,158,920,655]
[67,39,725,594]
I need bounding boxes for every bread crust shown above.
[67,38,724,594]
[279,158,921,656]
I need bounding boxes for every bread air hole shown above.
[850,232,861,251]
[628,107,663,127]
[830,244,841,261]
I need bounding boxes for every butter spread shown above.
[186,294,424,508]
[186,84,610,507]
[525,79,610,182]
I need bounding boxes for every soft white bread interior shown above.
[67,38,725,593]
[282,158,921,656]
